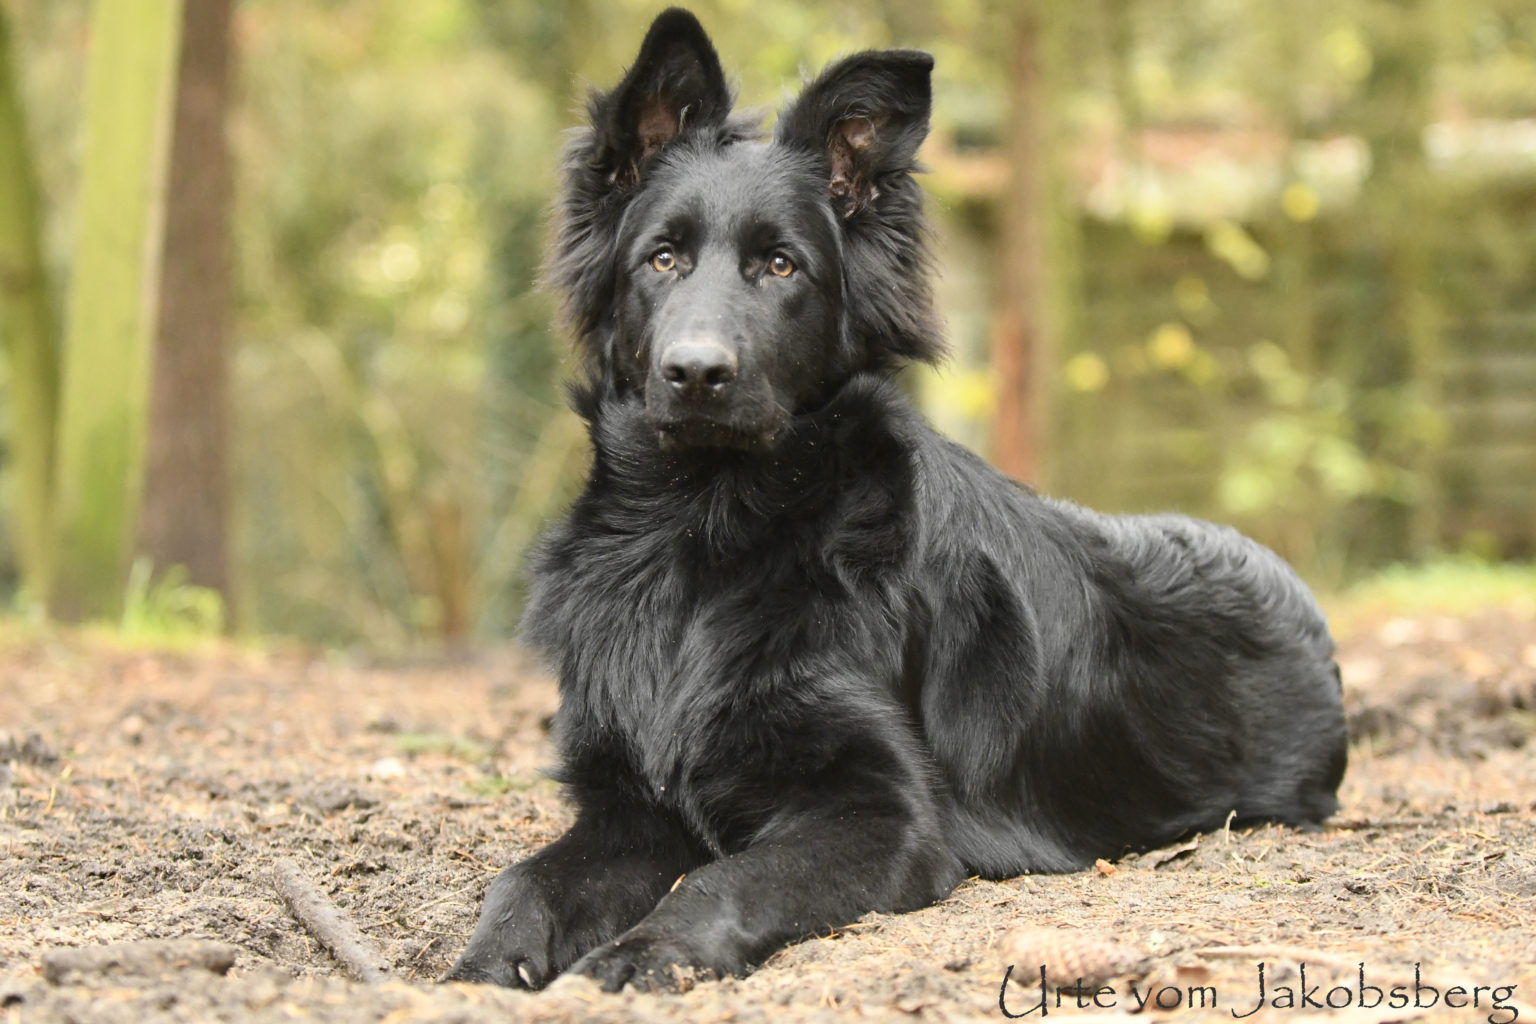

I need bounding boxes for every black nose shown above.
[660,341,737,398]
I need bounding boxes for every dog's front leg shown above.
[570,744,962,992]
[444,794,703,989]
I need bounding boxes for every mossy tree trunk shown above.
[0,11,60,598]
[48,0,183,621]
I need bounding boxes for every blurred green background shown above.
[1,0,1533,648]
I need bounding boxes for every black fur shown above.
[446,9,1346,993]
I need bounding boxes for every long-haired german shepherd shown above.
[446,8,1347,993]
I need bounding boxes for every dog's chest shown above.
[535,533,769,773]
[532,521,880,842]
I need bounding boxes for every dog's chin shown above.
[651,418,783,454]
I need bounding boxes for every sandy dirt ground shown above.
[2,600,1534,1023]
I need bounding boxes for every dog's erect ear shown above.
[776,51,933,217]
[552,9,740,379]
[591,8,732,188]
[772,51,945,367]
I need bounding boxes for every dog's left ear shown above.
[776,51,934,217]
[591,8,733,189]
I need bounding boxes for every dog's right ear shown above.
[552,10,736,375]
[589,8,732,189]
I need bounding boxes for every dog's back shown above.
[903,420,1346,874]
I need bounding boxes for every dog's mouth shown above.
[642,376,793,453]
[652,417,783,453]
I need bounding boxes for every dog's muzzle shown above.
[645,337,782,452]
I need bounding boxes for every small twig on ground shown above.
[1197,945,1425,989]
[1330,817,1437,831]
[1199,944,1363,971]
[272,857,389,983]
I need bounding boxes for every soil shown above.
[2,600,1534,1023]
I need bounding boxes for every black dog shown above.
[447,8,1346,993]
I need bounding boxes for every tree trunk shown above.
[48,0,183,621]
[990,1,1057,485]
[0,11,60,598]
[138,0,234,607]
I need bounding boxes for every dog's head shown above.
[549,8,944,452]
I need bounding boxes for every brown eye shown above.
[650,248,676,272]
[768,253,795,278]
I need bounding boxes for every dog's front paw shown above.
[572,933,723,993]
[441,869,562,989]
[441,950,549,989]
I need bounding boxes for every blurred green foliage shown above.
[3,0,1534,646]
[1333,557,1536,619]
[120,558,226,643]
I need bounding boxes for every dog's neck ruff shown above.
[572,371,914,560]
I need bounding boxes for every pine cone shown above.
[998,928,1151,990]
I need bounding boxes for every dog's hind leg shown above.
[443,795,705,989]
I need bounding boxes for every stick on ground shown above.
[1198,945,1426,990]
[272,857,390,983]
